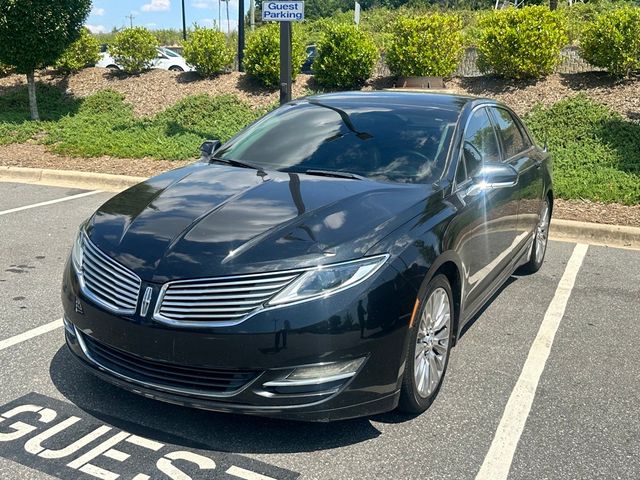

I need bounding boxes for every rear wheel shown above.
[519,197,551,274]
[398,274,454,414]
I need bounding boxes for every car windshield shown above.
[159,47,180,58]
[215,100,460,183]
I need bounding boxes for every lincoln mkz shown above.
[62,92,552,421]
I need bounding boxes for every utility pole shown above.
[238,0,245,71]
[181,0,187,41]
[218,0,222,32]
[125,13,135,28]
[250,0,255,31]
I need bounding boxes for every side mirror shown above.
[200,140,222,161]
[467,162,518,196]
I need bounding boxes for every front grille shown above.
[81,237,141,314]
[156,271,302,324]
[81,333,259,397]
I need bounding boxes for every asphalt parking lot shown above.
[1,181,638,480]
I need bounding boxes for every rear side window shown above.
[457,108,500,184]
[491,108,529,160]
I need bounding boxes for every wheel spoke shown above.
[428,354,439,393]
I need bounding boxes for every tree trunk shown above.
[26,70,40,121]
[549,0,558,11]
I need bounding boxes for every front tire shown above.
[519,197,551,274]
[169,66,184,72]
[398,274,454,414]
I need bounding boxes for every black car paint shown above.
[62,92,552,421]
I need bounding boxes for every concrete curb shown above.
[0,166,145,192]
[550,218,640,249]
[1,166,639,249]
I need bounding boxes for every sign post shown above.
[262,1,305,105]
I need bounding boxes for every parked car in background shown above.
[62,91,553,422]
[96,46,193,72]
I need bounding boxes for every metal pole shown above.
[238,0,245,71]
[250,0,255,31]
[181,0,187,41]
[279,21,292,105]
[218,0,222,31]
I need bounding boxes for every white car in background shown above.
[96,47,193,72]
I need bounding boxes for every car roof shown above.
[305,91,495,113]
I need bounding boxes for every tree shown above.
[0,0,92,120]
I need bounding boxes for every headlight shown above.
[71,229,84,273]
[268,254,389,306]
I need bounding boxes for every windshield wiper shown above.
[303,169,365,180]
[211,156,267,177]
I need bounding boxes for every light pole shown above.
[238,0,245,71]
[181,0,187,41]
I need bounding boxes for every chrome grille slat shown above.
[83,248,140,291]
[164,282,293,295]
[82,265,139,300]
[156,270,304,324]
[162,299,269,307]
[84,240,140,281]
[161,306,257,313]
[81,236,141,313]
[171,275,299,288]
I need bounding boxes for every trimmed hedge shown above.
[182,28,234,77]
[313,22,378,89]
[477,6,568,79]
[386,13,464,77]
[580,6,640,77]
[54,28,101,73]
[244,23,306,88]
[110,27,158,74]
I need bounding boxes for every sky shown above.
[86,0,250,34]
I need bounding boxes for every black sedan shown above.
[62,92,552,421]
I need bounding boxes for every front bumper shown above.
[61,259,415,421]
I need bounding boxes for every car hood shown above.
[86,163,430,282]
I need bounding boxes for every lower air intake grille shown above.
[81,333,260,397]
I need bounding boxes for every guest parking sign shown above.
[262,1,305,22]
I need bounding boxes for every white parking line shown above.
[476,243,589,480]
[0,319,63,352]
[0,190,102,217]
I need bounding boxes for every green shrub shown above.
[54,28,101,73]
[525,95,640,205]
[182,28,235,77]
[580,6,640,77]
[313,23,378,89]
[386,14,464,77]
[110,27,158,74]
[244,23,306,88]
[477,6,568,79]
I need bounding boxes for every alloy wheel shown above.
[414,287,451,398]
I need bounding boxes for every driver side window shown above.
[456,108,500,185]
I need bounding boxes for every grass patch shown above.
[45,91,263,160]
[525,95,640,205]
[0,83,80,145]
[0,87,263,160]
